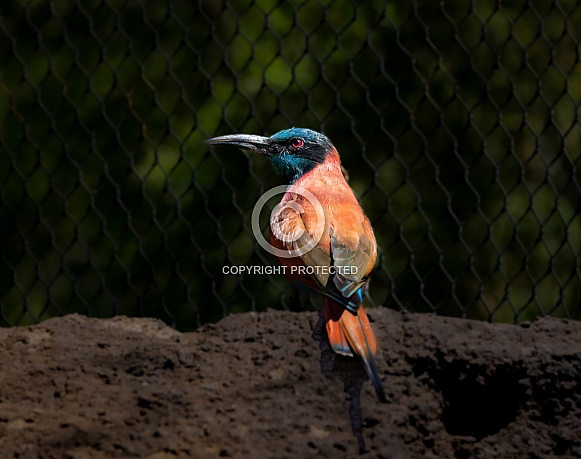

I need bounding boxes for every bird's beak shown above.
[205,134,274,156]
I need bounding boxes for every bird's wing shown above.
[271,194,332,286]
[329,227,376,310]
[271,195,377,311]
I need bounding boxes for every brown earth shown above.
[0,308,580,459]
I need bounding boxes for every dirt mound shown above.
[0,309,579,458]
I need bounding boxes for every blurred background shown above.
[1,0,580,330]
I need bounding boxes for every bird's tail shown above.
[323,297,387,403]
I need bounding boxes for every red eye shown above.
[290,138,303,148]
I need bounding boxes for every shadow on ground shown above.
[0,308,580,458]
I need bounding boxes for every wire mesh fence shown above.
[1,0,580,330]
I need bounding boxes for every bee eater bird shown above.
[206,128,387,403]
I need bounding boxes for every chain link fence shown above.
[1,0,580,330]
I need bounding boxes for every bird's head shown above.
[206,127,335,183]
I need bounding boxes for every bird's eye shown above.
[290,138,303,148]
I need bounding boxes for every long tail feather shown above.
[323,297,353,357]
[323,297,387,403]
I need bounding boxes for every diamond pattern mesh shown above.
[1,0,580,329]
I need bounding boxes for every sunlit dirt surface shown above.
[0,309,579,458]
